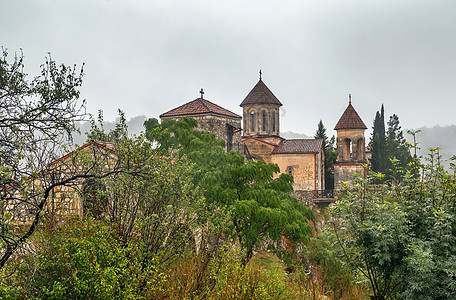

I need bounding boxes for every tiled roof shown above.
[272,139,323,154]
[240,80,283,107]
[160,98,241,119]
[334,103,367,130]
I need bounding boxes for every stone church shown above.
[160,74,334,194]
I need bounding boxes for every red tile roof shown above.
[272,139,323,154]
[334,103,367,130]
[160,98,241,119]
[240,80,283,107]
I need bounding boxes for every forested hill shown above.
[406,125,456,163]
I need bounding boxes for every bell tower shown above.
[333,95,368,189]
[240,71,282,139]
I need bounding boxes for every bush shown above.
[14,217,151,299]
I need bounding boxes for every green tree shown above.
[385,114,410,180]
[314,120,337,190]
[144,117,314,264]
[370,105,387,173]
[333,136,456,299]
[370,105,410,180]
[83,113,202,267]
[0,48,94,269]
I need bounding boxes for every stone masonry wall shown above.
[272,153,317,191]
[242,138,275,163]
[334,163,366,190]
[163,114,241,152]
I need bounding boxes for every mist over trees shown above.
[405,125,456,168]
[71,114,148,145]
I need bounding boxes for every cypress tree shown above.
[370,110,386,173]
[385,114,411,179]
[370,105,410,179]
[315,120,337,190]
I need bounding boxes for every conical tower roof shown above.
[334,98,367,130]
[240,77,282,107]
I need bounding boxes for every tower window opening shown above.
[250,111,255,132]
[262,111,267,132]
[272,111,276,132]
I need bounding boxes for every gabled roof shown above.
[272,139,323,154]
[334,103,367,130]
[160,98,241,119]
[240,79,283,107]
[47,141,115,167]
[242,136,280,147]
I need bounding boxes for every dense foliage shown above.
[144,117,314,264]
[0,48,87,268]
[333,141,456,299]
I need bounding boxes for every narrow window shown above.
[262,111,267,132]
[272,111,276,132]
[250,111,255,132]
[286,166,293,176]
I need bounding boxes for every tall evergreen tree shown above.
[370,105,387,173]
[385,114,411,179]
[315,120,337,190]
[370,105,410,179]
[370,111,384,172]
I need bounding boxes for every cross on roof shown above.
[200,88,204,99]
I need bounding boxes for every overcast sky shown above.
[2,0,455,137]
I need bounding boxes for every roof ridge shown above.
[199,98,212,112]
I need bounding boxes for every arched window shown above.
[272,111,276,132]
[356,138,364,160]
[262,111,267,132]
[250,111,255,132]
[286,166,293,176]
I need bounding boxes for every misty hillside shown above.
[281,131,311,139]
[405,125,456,163]
[71,115,148,146]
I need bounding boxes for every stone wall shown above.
[291,190,316,206]
[242,138,276,163]
[334,163,366,190]
[242,103,280,137]
[163,114,242,152]
[272,153,322,191]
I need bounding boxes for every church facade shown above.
[160,75,330,194]
[239,76,325,192]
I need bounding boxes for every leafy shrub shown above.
[16,217,150,299]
